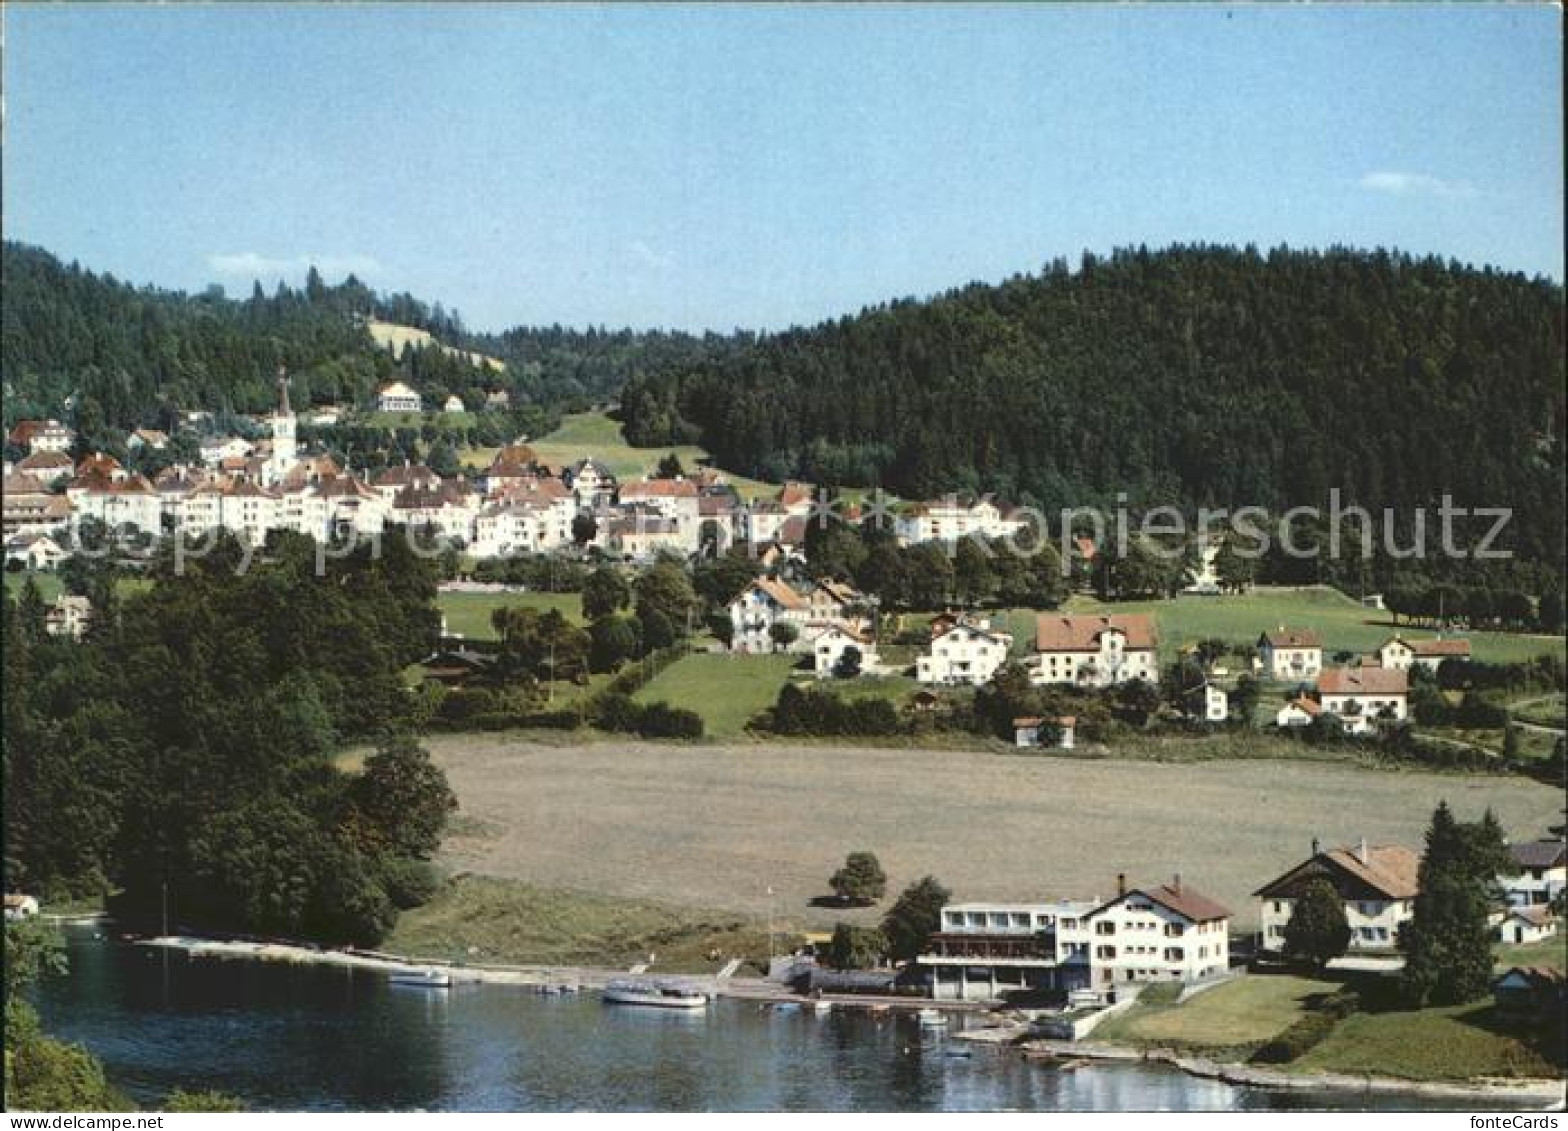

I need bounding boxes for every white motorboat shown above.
[602,979,709,1010]
[917,1008,948,1027]
[389,968,452,988]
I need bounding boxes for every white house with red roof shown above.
[1083,876,1231,991]
[895,496,1024,545]
[1258,627,1323,681]
[916,616,1013,686]
[1029,613,1158,688]
[1376,635,1472,673]
[1254,839,1420,953]
[1316,665,1408,734]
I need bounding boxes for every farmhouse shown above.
[1316,665,1408,734]
[1258,628,1322,681]
[1376,635,1473,673]
[1028,613,1158,688]
[1254,839,1419,953]
[1500,839,1566,909]
[15,450,75,485]
[728,578,811,653]
[916,617,1013,686]
[375,381,423,413]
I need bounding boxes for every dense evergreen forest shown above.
[620,245,1566,567]
[0,241,726,435]
[2,534,454,945]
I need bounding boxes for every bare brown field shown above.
[427,735,1563,932]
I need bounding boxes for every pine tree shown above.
[1282,879,1351,969]
[1400,804,1502,1006]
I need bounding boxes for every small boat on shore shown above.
[917,1008,948,1028]
[389,968,452,989]
[602,979,708,1010]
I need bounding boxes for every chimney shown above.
[1172,873,1183,895]
[1311,836,1320,857]
[1116,872,1127,898]
[1357,837,1370,865]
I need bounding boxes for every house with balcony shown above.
[1258,627,1322,681]
[920,900,1096,1001]
[1082,877,1231,993]
[1500,839,1566,909]
[1254,839,1419,954]
[916,617,1013,686]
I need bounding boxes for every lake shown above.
[30,927,1485,1112]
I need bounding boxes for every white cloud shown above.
[1358,171,1477,200]
[207,252,383,280]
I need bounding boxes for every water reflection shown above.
[30,929,1512,1112]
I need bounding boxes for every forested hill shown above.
[0,242,726,433]
[620,245,1566,563]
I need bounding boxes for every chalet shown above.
[1083,877,1232,992]
[1258,628,1322,681]
[375,381,423,413]
[1498,906,1557,947]
[1376,635,1472,673]
[1493,967,1565,1019]
[563,458,616,509]
[728,577,811,653]
[1254,839,1420,953]
[1275,697,1322,728]
[917,618,1013,686]
[1316,666,1408,734]
[1013,715,1076,750]
[811,624,878,678]
[4,533,69,571]
[1029,614,1158,688]
[1500,840,1566,908]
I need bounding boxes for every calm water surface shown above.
[30,927,1491,1112]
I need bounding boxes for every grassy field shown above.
[1062,587,1564,666]
[437,590,586,640]
[424,734,1561,932]
[461,411,780,499]
[1290,1000,1561,1081]
[632,652,800,737]
[1095,974,1342,1051]
[384,873,782,974]
[1496,934,1568,971]
[4,572,152,603]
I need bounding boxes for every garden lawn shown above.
[437,590,586,640]
[1496,934,1568,971]
[631,652,799,738]
[463,411,780,499]
[1290,1001,1561,1081]
[385,874,782,974]
[1094,974,1343,1050]
[1063,587,1563,666]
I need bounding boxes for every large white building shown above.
[916,617,1013,686]
[896,497,1025,545]
[1255,840,1419,954]
[375,381,423,413]
[1315,666,1408,734]
[1029,614,1158,688]
[1084,878,1232,993]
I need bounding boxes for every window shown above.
[1164,924,1185,938]
[1096,922,1116,936]
[1163,948,1184,963]
[1095,945,1116,960]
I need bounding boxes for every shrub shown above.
[636,701,705,739]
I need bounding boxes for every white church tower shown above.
[266,366,297,485]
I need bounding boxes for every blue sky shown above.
[4,4,1561,331]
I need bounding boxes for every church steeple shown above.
[276,366,292,416]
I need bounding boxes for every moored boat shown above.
[917,1007,948,1028]
[602,979,709,1010]
[389,968,452,988]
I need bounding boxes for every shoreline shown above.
[136,932,1564,1104]
[969,1030,1564,1106]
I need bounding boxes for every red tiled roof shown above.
[621,478,699,499]
[1034,613,1157,652]
[1261,628,1321,649]
[1317,666,1408,696]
